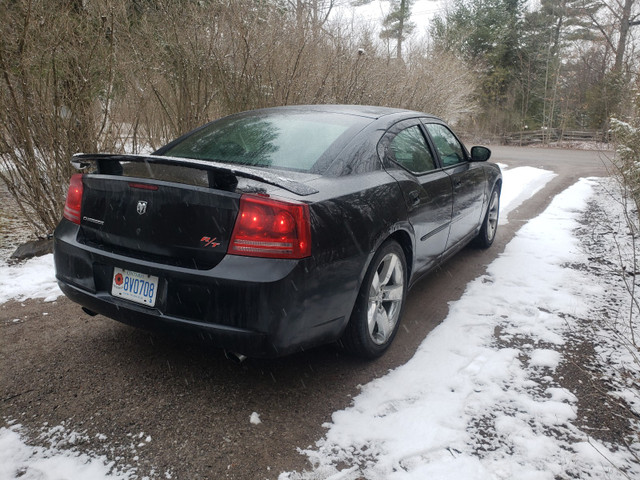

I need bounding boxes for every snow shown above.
[0,425,133,480]
[497,164,557,224]
[2,165,638,479]
[0,254,61,304]
[251,412,263,425]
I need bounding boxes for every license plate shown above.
[111,268,158,307]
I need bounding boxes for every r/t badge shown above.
[200,236,221,248]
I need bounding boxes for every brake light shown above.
[129,182,159,191]
[228,195,311,259]
[63,174,84,224]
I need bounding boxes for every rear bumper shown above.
[58,280,275,356]
[54,221,363,358]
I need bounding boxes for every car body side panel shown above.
[444,162,487,250]
[379,167,453,279]
[303,170,414,302]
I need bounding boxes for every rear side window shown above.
[388,126,436,173]
[162,112,367,172]
[424,123,466,167]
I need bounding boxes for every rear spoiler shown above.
[71,153,319,196]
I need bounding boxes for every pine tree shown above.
[431,0,525,130]
[379,0,415,59]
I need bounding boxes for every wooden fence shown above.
[502,129,610,146]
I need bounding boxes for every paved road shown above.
[0,146,612,479]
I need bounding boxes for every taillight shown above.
[228,195,311,259]
[63,174,84,224]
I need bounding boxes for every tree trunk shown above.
[614,0,633,73]
[397,0,406,59]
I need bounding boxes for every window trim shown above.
[377,119,442,176]
[421,120,470,169]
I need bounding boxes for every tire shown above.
[341,240,407,359]
[473,185,500,249]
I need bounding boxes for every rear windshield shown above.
[161,112,368,173]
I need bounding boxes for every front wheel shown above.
[473,186,500,249]
[341,240,407,359]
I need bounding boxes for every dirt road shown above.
[0,146,612,479]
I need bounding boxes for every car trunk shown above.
[78,175,239,270]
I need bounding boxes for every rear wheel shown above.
[473,186,500,248]
[342,240,407,359]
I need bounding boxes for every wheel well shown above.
[389,230,413,280]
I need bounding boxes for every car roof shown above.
[240,104,440,121]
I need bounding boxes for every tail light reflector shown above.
[228,195,311,259]
[63,174,84,224]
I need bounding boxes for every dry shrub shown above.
[0,0,478,236]
[0,0,117,235]
[609,87,640,361]
[610,117,640,217]
[123,1,478,140]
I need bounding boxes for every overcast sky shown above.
[335,0,542,36]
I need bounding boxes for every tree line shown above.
[429,0,639,135]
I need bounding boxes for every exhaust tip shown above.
[81,307,98,317]
[225,351,248,364]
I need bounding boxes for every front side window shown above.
[424,123,466,167]
[388,126,436,173]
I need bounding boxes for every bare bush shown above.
[0,0,118,235]
[608,87,640,376]
[122,1,477,140]
[610,119,640,215]
[0,0,478,236]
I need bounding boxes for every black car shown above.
[54,105,501,359]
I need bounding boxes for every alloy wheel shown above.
[367,252,405,345]
[486,190,499,242]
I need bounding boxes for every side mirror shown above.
[470,146,491,162]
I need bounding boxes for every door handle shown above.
[408,190,420,207]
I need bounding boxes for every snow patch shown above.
[0,425,133,480]
[0,254,61,304]
[251,412,262,425]
[499,166,556,223]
